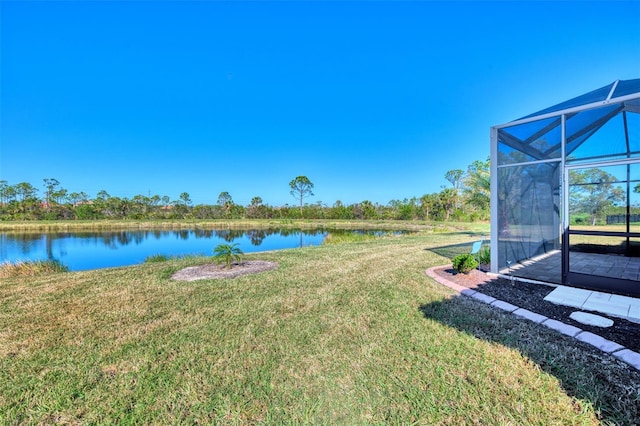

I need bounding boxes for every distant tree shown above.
[67,191,89,205]
[217,191,234,218]
[96,190,110,200]
[217,191,232,206]
[420,193,438,221]
[69,192,95,219]
[0,180,11,205]
[463,158,491,216]
[131,194,152,218]
[396,198,416,220]
[247,196,266,219]
[14,182,39,213]
[43,178,59,209]
[172,192,192,219]
[445,169,464,190]
[289,176,314,216]
[179,192,192,206]
[307,201,327,219]
[360,200,377,220]
[570,168,624,225]
[329,200,353,219]
[117,197,131,218]
[437,188,456,221]
[445,169,464,209]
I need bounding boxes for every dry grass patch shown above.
[0,259,68,278]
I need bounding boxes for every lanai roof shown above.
[496,79,640,162]
[520,78,640,121]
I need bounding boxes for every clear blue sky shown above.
[1,1,639,207]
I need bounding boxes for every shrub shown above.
[571,213,590,225]
[474,246,491,265]
[452,253,479,274]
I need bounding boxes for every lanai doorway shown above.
[565,161,640,295]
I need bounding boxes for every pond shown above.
[0,228,332,271]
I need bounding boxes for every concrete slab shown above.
[513,308,548,324]
[543,285,640,322]
[587,291,612,301]
[612,349,640,370]
[569,311,614,327]
[470,292,496,304]
[575,332,625,353]
[549,286,592,300]
[490,300,519,312]
[542,319,582,337]
[582,299,630,318]
[545,297,585,309]
[543,286,591,308]
[609,294,640,305]
[561,288,593,300]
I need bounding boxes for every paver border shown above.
[425,266,640,372]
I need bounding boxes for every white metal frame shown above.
[490,80,640,289]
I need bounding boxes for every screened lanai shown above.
[490,79,640,297]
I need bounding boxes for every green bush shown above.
[452,253,479,274]
[474,246,490,265]
[570,213,590,225]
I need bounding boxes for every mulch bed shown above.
[171,261,278,282]
[431,266,640,352]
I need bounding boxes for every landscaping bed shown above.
[431,266,640,352]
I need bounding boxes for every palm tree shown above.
[213,243,244,269]
[463,158,491,215]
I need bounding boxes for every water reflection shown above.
[0,228,338,271]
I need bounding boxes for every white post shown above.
[490,126,499,274]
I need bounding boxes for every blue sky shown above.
[1,1,639,207]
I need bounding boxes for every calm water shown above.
[0,228,330,271]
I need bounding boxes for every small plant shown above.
[452,253,479,274]
[474,246,491,265]
[213,243,244,269]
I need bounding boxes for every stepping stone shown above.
[570,311,614,328]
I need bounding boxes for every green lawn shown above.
[1,227,638,424]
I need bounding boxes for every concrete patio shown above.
[544,285,640,324]
[500,250,640,323]
[502,250,640,284]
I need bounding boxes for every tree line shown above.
[0,159,490,222]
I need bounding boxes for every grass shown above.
[1,226,638,424]
[144,254,201,263]
[322,230,399,244]
[0,259,69,278]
